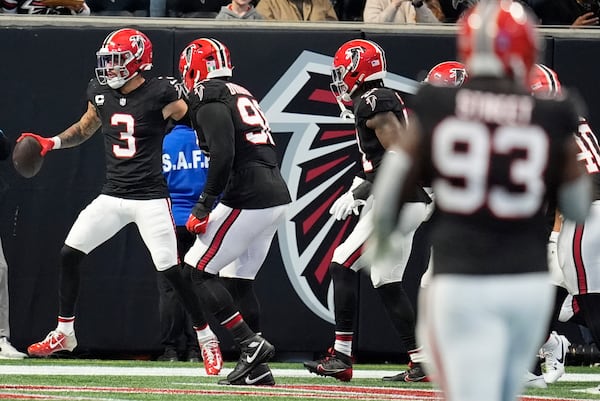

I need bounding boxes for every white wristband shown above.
[51,136,62,150]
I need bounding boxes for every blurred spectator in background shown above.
[450,0,477,17]
[87,0,147,16]
[150,0,227,17]
[158,123,209,363]
[436,0,462,21]
[216,0,262,19]
[332,0,366,20]
[1,0,90,14]
[0,130,27,360]
[363,0,442,23]
[256,0,338,21]
[526,0,600,26]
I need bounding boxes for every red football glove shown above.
[186,213,209,234]
[17,132,56,156]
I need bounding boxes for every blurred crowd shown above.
[0,0,599,27]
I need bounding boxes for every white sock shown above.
[334,331,353,357]
[409,346,427,363]
[195,324,217,345]
[56,316,75,335]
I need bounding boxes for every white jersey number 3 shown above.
[432,118,548,218]
[111,113,136,158]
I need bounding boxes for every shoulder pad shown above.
[192,80,230,103]
[355,87,403,119]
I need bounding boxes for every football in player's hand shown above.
[12,135,44,178]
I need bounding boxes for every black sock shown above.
[159,264,207,328]
[376,282,417,351]
[222,277,260,333]
[58,246,85,317]
[329,263,357,333]
[190,267,254,344]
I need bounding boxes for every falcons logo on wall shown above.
[260,51,419,323]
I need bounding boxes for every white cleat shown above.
[524,371,547,389]
[0,337,27,359]
[541,331,570,384]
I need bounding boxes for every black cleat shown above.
[156,347,178,362]
[382,362,429,382]
[219,363,275,386]
[303,348,353,382]
[227,335,275,383]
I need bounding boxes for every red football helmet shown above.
[95,28,153,89]
[529,63,562,98]
[330,39,386,103]
[179,38,233,92]
[424,61,468,87]
[457,0,538,83]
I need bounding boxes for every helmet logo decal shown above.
[129,35,145,59]
[450,68,467,86]
[345,46,365,72]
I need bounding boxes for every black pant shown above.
[157,226,199,355]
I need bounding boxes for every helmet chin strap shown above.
[108,71,138,89]
[336,99,355,120]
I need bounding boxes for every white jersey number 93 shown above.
[432,118,548,218]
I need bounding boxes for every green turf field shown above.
[0,359,599,400]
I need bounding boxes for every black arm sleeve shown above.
[0,130,10,161]
[195,102,235,198]
[352,180,372,201]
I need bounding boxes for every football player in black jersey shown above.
[303,39,432,382]
[178,38,291,385]
[371,2,592,401]
[529,64,600,385]
[19,29,224,376]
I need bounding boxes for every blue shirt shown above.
[162,125,208,226]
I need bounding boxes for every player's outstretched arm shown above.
[16,101,101,155]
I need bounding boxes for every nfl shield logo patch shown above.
[120,98,126,106]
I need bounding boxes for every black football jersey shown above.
[354,87,407,181]
[354,86,430,203]
[87,77,182,199]
[412,77,580,276]
[186,79,291,209]
[575,118,600,200]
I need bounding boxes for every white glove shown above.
[547,231,566,288]
[329,191,366,221]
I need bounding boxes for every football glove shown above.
[329,191,366,221]
[185,192,218,234]
[547,231,565,288]
[186,213,209,234]
[17,133,59,156]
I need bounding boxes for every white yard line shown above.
[0,365,598,382]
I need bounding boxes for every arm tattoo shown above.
[56,102,102,148]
